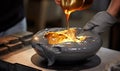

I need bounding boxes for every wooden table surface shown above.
[1,46,120,71]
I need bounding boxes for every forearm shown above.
[107,0,120,17]
[55,0,60,5]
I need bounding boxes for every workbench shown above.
[1,46,120,71]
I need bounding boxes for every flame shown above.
[45,28,87,45]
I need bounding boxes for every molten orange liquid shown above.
[43,0,93,45]
[45,28,87,44]
[60,0,93,29]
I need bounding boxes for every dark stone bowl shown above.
[31,28,102,66]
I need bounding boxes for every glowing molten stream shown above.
[45,28,87,45]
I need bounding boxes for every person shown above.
[0,0,27,37]
[54,0,120,34]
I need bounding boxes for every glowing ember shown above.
[45,28,87,44]
[34,36,39,41]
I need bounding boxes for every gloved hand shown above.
[83,11,117,34]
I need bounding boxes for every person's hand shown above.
[83,11,117,34]
[55,0,60,5]
[83,0,120,34]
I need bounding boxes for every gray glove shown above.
[83,11,117,34]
